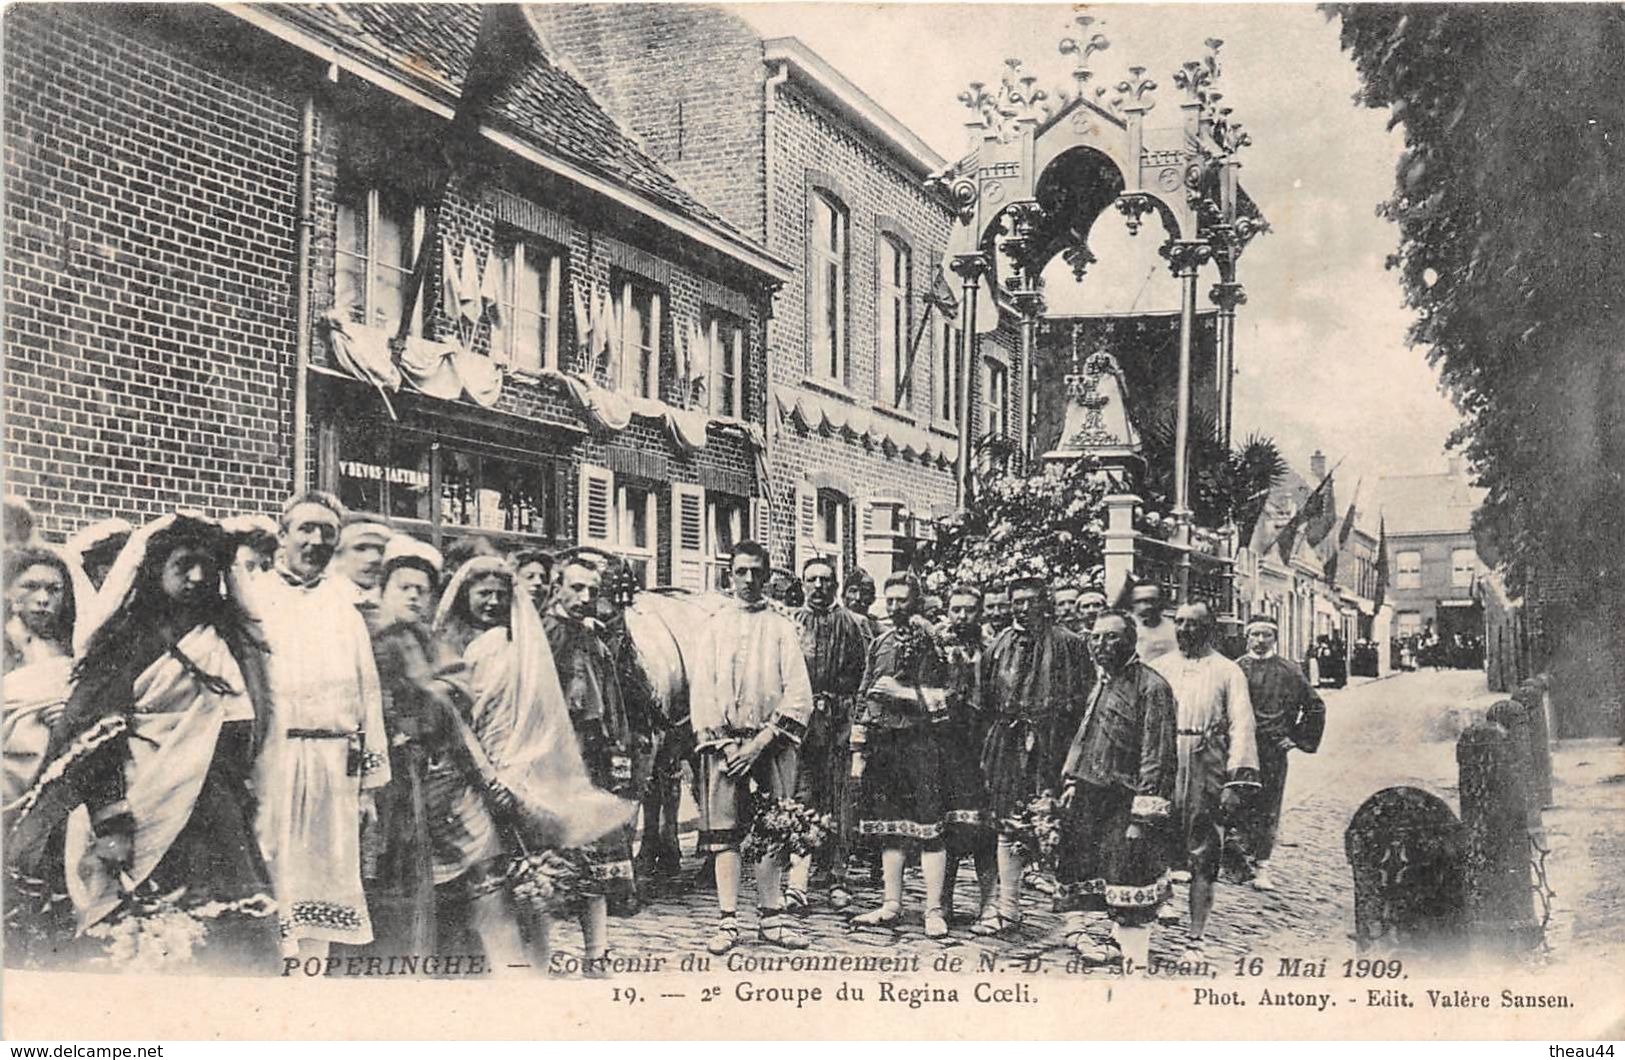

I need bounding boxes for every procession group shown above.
[1,492,1324,976]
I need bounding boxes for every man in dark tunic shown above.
[937,583,996,924]
[975,576,1092,937]
[543,559,635,959]
[1234,616,1325,891]
[786,556,868,913]
[849,572,954,938]
[1055,611,1178,971]
[361,535,477,963]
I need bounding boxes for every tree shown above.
[1327,5,1625,730]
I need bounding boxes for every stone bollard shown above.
[1486,698,1542,827]
[1344,787,1465,953]
[1513,679,1555,809]
[1456,721,1542,955]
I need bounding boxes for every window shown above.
[617,482,658,587]
[335,185,424,333]
[877,237,911,406]
[618,279,663,400]
[704,312,746,419]
[1396,611,1423,638]
[705,493,749,590]
[1451,548,1476,588]
[489,235,562,372]
[937,316,962,426]
[332,419,559,544]
[1396,550,1422,589]
[809,192,847,381]
[985,358,1009,439]
[816,490,848,582]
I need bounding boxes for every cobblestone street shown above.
[576,669,1528,975]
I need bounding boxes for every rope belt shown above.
[1177,729,1209,737]
[286,728,366,775]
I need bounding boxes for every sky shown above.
[726,2,1467,503]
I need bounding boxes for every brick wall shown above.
[4,6,299,536]
[525,3,767,239]
[3,5,772,583]
[518,5,1025,570]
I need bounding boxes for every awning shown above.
[775,386,958,468]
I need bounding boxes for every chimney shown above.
[1310,449,1327,481]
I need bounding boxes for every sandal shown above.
[784,887,810,916]
[705,915,740,956]
[828,886,853,911]
[850,902,902,927]
[758,915,810,950]
[971,912,1022,938]
[924,908,949,939]
[1073,937,1122,966]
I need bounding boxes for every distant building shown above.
[529,5,1023,586]
[1372,457,1487,651]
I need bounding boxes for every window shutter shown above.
[551,460,571,543]
[793,480,817,572]
[578,463,616,549]
[703,318,719,416]
[670,483,707,591]
[859,497,898,586]
[649,291,664,400]
[750,493,772,553]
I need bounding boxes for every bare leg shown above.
[1115,922,1151,974]
[715,849,742,914]
[1189,874,1215,940]
[470,891,531,972]
[922,848,948,937]
[997,835,1023,921]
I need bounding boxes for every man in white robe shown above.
[238,492,389,958]
[1149,602,1260,950]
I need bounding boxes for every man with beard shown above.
[841,569,880,640]
[1235,617,1324,892]
[849,573,954,937]
[1130,583,1179,663]
[976,576,1092,938]
[242,491,390,959]
[937,583,996,926]
[981,584,1011,641]
[544,559,636,961]
[361,536,479,962]
[1055,611,1178,971]
[691,541,814,954]
[786,556,868,913]
[1053,583,1082,634]
[1149,602,1260,951]
[332,513,392,613]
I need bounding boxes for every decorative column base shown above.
[1103,493,1141,604]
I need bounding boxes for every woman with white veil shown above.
[433,554,634,970]
[5,513,276,972]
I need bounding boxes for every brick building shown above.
[1371,458,1486,648]
[4,3,792,589]
[529,5,1023,584]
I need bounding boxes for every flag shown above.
[571,281,589,368]
[1323,499,1359,587]
[1373,515,1389,612]
[1269,467,1334,564]
[441,239,463,323]
[458,243,483,326]
[1304,472,1337,546]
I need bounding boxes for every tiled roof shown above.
[1372,469,1485,537]
[267,4,769,264]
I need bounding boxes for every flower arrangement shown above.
[508,848,587,916]
[1004,792,1065,873]
[83,888,274,972]
[740,797,835,863]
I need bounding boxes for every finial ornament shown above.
[1115,66,1157,116]
[1058,14,1111,94]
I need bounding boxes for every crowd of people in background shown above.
[1,494,1325,976]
